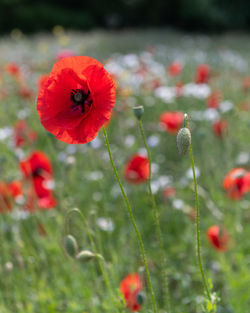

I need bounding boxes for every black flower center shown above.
[32,167,43,177]
[71,89,92,114]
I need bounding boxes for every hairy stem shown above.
[189,145,211,301]
[138,119,171,312]
[102,126,158,313]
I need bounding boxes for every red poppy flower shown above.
[195,64,210,84]
[168,61,183,76]
[223,168,250,200]
[159,111,184,134]
[20,151,56,210]
[9,181,22,199]
[24,188,56,211]
[37,56,116,144]
[206,91,222,109]
[20,151,52,178]
[120,273,143,311]
[0,182,12,213]
[5,62,20,76]
[124,154,149,184]
[163,187,176,200]
[207,225,229,252]
[212,119,228,138]
[13,120,37,147]
[18,86,33,100]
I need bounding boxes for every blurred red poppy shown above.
[168,61,183,76]
[207,91,222,109]
[9,181,22,199]
[18,86,33,100]
[163,187,176,200]
[160,111,184,134]
[120,273,143,311]
[5,62,20,76]
[20,151,52,177]
[207,225,229,252]
[212,119,228,138]
[0,182,12,213]
[223,168,250,200]
[195,64,210,84]
[37,56,116,144]
[20,151,56,210]
[24,188,56,211]
[13,120,37,147]
[124,154,149,184]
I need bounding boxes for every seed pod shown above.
[176,127,191,155]
[133,106,144,120]
[136,291,146,306]
[76,250,103,263]
[64,235,78,258]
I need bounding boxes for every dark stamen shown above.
[32,167,43,177]
[70,89,91,114]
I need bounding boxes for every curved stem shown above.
[189,145,211,301]
[102,126,158,313]
[138,119,171,312]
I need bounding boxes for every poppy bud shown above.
[76,250,103,263]
[136,291,145,306]
[176,127,191,155]
[133,106,144,120]
[64,235,78,258]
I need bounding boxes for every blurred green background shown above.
[1,0,250,33]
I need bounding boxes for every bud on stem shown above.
[176,113,191,155]
[133,106,144,120]
[76,250,104,263]
[64,235,78,258]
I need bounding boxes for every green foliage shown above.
[0,0,250,33]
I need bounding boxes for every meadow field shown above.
[0,29,250,313]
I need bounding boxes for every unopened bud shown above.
[176,127,191,155]
[133,106,144,120]
[64,235,78,258]
[76,250,103,263]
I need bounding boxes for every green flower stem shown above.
[189,144,211,301]
[102,126,158,313]
[65,208,119,311]
[138,119,171,312]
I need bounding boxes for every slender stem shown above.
[65,208,119,311]
[102,126,158,313]
[189,144,211,301]
[138,119,171,312]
